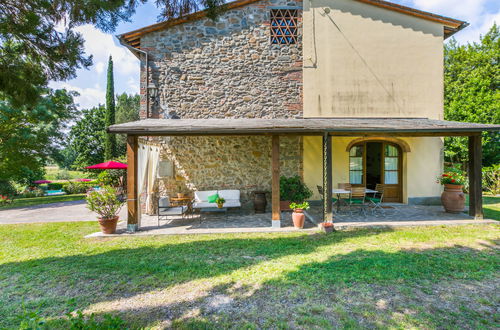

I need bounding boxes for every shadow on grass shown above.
[0,229,386,327]
[5,230,497,329]
[81,244,498,329]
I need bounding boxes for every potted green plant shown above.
[289,201,309,229]
[436,168,466,213]
[86,186,124,234]
[215,196,226,208]
[280,176,313,211]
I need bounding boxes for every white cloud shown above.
[49,81,106,109]
[95,61,105,74]
[408,0,499,44]
[75,24,139,75]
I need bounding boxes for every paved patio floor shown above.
[86,204,495,237]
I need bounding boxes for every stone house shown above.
[112,0,498,230]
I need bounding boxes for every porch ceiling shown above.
[108,118,500,137]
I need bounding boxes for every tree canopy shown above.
[444,24,500,166]
[0,0,224,106]
[69,106,106,169]
[0,88,77,184]
[116,93,140,155]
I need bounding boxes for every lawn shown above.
[483,195,500,220]
[44,166,89,181]
[0,223,498,328]
[0,194,86,210]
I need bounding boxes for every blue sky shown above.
[49,0,500,110]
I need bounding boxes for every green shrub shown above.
[0,180,17,197]
[97,170,122,187]
[483,164,500,195]
[55,169,71,180]
[47,183,63,190]
[280,175,313,202]
[63,182,90,194]
[21,188,45,198]
[86,186,124,219]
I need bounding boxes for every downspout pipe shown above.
[117,36,150,119]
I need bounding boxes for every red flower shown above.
[442,174,448,177]
[451,179,456,183]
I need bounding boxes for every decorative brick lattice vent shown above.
[270,9,299,45]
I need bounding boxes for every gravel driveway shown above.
[0,200,127,224]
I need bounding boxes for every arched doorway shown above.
[348,141,403,202]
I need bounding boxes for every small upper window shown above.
[270,9,298,45]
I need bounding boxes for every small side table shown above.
[170,197,192,216]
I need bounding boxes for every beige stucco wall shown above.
[303,136,443,203]
[303,0,444,119]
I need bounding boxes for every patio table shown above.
[332,188,377,212]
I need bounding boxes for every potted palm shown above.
[86,186,124,234]
[289,201,309,229]
[215,196,226,208]
[437,168,466,213]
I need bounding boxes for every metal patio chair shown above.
[367,184,385,215]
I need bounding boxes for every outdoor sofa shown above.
[192,190,241,209]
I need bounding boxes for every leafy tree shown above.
[0,89,77,184]
[116,93,140,155]
[69,106,106,169]
[104,56,117,160]
[444,24,500,166]
[0,0,224,106]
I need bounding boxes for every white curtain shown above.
[146,146,160,215]
[137,143,150,226]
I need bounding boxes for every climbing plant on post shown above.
[104,55,117,160]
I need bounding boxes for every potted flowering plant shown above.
[289,201,309,229]
[436,168,466,213]
[0,195,12,206]
[215,196,226,208]
[86,186,124,234]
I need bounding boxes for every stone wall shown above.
[140,0,303,119]
[156,135,302,210]
[136,0,305,212]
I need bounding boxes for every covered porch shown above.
[108,118,499,233]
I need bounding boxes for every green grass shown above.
[483,195,500,220]
[44,166,88,181]
[0,194,86,210]
[0,223,498,328]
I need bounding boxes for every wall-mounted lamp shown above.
[147,83,158,99]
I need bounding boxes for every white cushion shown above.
[194,190,218,202]
[159,205,186,215]
[159,196,170,207]
[219,190,240,200]
[192,200,241,209]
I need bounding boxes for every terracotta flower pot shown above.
[280,200,291,211]
[98,216,119,234]
[319,222,334,233]
[441,184,465,213]
[217,203,224,209]
[177,193,185,198]
[292,209,305,229]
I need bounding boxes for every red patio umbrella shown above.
[85,161,127,170]
[33,180,52,184]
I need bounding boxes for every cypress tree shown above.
[104,55,116,160]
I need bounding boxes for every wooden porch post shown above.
[127,135,139,231]
[323,133,333,223]
[271,135,281,227]
[468,134,483,219]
